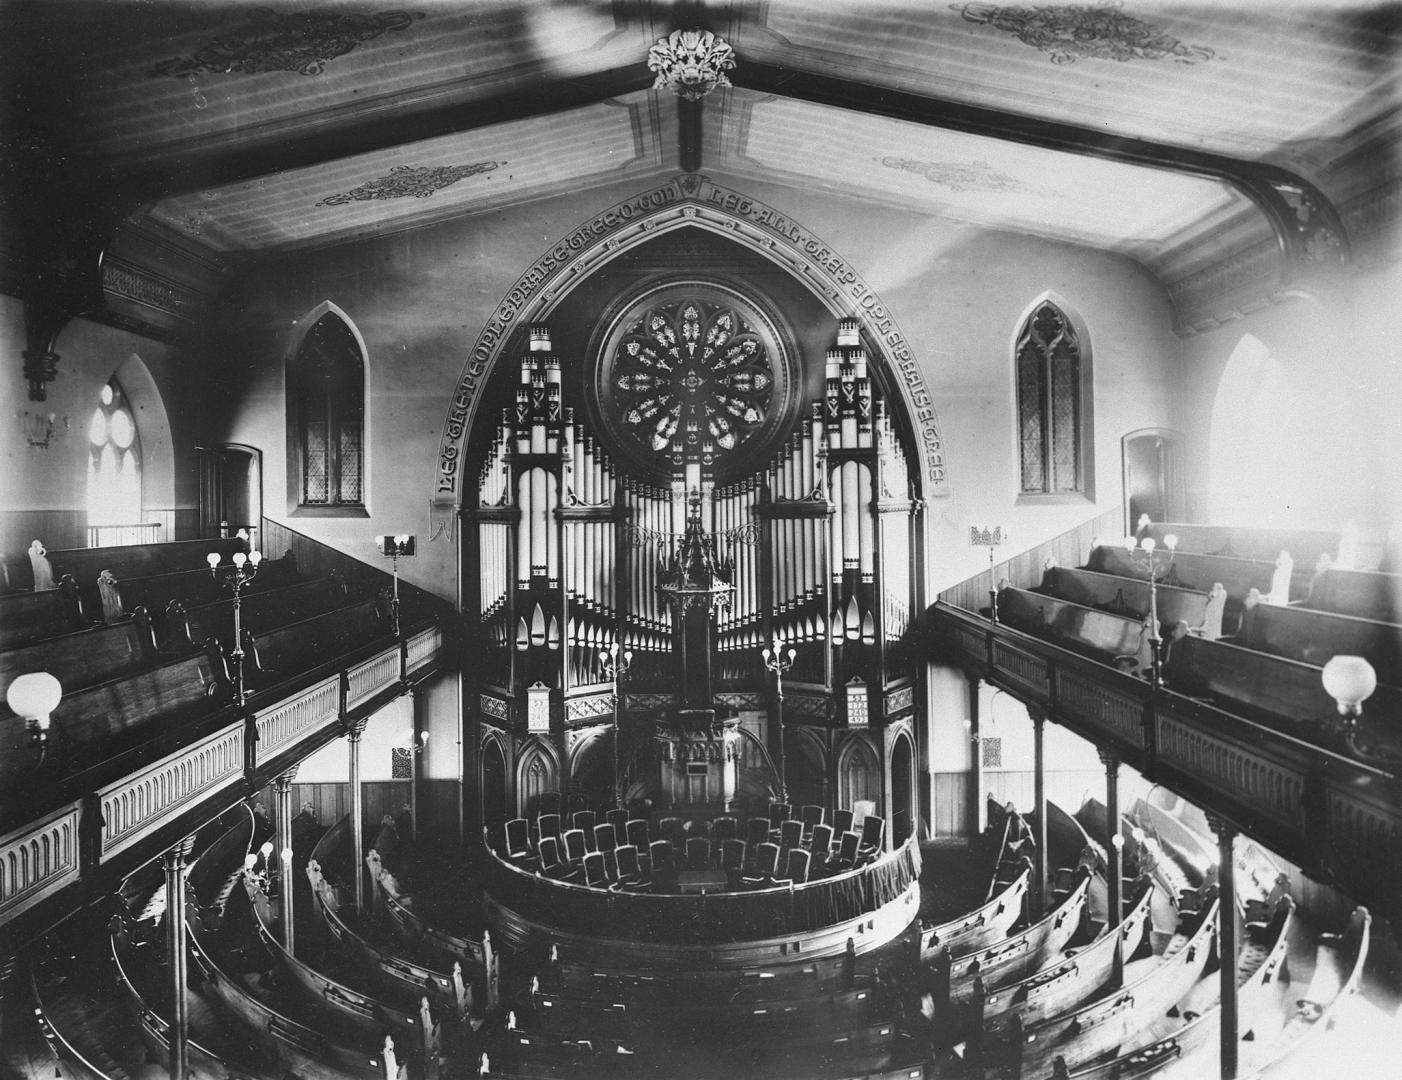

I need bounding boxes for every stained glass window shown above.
[294,312,364,508]
[1016,300,1086,495]
[87,378,142,533]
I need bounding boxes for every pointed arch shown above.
[1012,292,1094,499]
[515,738,560,818]
[837,733,881,812]
[285,301,370,516]
[435,176,949,508]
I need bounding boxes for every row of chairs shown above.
[502,811,886,892]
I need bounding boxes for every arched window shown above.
[291,311,364,509]
[1016,299,1088,495]
[87,378,143,539]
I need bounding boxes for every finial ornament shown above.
[647,28,736,100]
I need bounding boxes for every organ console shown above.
[467,303,920,811]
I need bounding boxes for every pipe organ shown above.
[469,311,919,737]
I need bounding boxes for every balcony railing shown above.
[927,600,1402,928]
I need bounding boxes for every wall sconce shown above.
[378,534,416,637]
[970,525,1008,623]
[1321,655,1396,762]
[6,671,61,756]
[17,410,69,449]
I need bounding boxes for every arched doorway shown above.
[838,736,880,817]
[571,731,614,810]
[890,731,916,846]
[787,729,827,812]
[516,741,557,818]
[481,737,507,831]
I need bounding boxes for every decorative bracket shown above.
[647,28,735,100]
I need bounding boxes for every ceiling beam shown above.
[733,59,1351,280]
[112,64,655,207]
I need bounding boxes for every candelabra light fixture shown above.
[599,642,633,807]
[761,635,797,803]
[1124,533,1177,687]
[378,534,416,637]
[970,525,1008,623]
[17,410,69,449]
[1321,654,1397,762]
[208,549,263,705]
[6,670,61,761]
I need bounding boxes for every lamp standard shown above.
[1125,533,1177,687]
[208,549,263,705]
[599,642,633,808]
[761,636,797,804]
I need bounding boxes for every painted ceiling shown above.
[3,0,1398,285]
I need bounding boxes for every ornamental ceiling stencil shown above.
[604,295,777,471]
[146,8,420,78]
[879,156,1039,194]
[315,163,504,206]
[951,2,1217,65]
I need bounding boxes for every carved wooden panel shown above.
[1054,667,1146,750]
[99,721,244,860]
[405,626,442,675]
[1154,704,1304,832]
[346,646,400,710]
[0,803,80,925]
[255,675,340,765]
[991,639,1050,701]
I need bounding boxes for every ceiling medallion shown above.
[880,156,1039,194]
[952,2,1216,65]
[647,28,736,100]
[316,162,503,207]
[147,9,420,78]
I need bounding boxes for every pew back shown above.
[1138,521,1341,569]
[44,536,248,588]
[997,586,1152,674]
[247,599,388,686]
[0,609,157,710]
[171,575,350,651]
[1040,565,1223,640]
[0,577,84,648]
[100,555,301,631]
[1236,599,1402,681]
[1302,567,1402,623]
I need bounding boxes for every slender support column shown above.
[274,769,297,956]
[1031,708,1048,918]
[163,836,196,1080]
[347,717,369,915]
[1209,814,1240,1080]
[966,675,986,836]
[1099,748,1124,986]
[407,686,421,842]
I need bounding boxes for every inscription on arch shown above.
[437,175,949,500]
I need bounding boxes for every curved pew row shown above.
[989,892,1221,1078]
[30,807,274,1080]
[306,818,484,1015]
[920,804,1037,962]
[0,609,157,710]
[368,847,488,972]
[180,806,403,1079]
[98,554,300,636]
[1060,893,1297,1080]
[240,870,442,1060]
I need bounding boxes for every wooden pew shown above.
[245,598,390,688]
[1039,564,1225,640]
[0,609,157,710]
[1137,521,1343,571]
[169,574,349,652]
[997,585,1153,675]
[1235,594,1402,681]
[0,642,228,828]
[1300,566,1402,623]
[95,554,300,631]
[42,535,248,589]
[976,880,1155,1036]
[0,576,84,647]
[1165,629,1402,724]
[1088,542,1293,629]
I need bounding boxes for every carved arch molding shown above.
[436,174,949,502]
